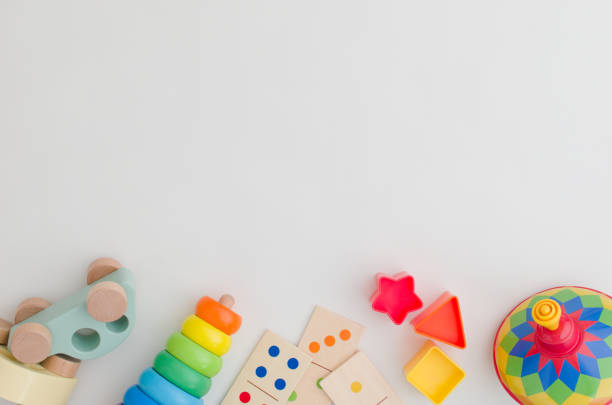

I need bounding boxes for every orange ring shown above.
[195,297,242,336]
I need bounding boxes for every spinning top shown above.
[494,287,612,405]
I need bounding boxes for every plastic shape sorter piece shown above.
[8,268,135,361]
[403,340,464,404]
[221,330,312,405]
[320,351,402,405]
[410,291,466,349]
[370,272,423,325]
[0,345,77,405]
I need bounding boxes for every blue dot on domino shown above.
[275,378,287,390]
[287,358,299,370]
[256,366,267,377]
[268,345,280,357]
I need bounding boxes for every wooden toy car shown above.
[0,258,135,405]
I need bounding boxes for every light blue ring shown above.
[123,385,158,405]
[139,368,202,405]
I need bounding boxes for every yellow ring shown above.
[181,315,232,356]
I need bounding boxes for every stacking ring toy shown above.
[122,294,241,405]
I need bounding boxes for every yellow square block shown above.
[403,340,465,404]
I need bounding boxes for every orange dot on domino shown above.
[309,341,320,353]
[339,329,351,341]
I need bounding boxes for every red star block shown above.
[370,272,423,325]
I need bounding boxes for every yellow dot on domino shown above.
[350,381,362,393]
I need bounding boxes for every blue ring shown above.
[139,368,202,405]
[123,385,158,405]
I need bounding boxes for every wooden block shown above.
[14,298,52,324]
[299,307,365,371]
[320,352,402,405]
[221,330,311,405]
[86,257,122,285]
[86,281,128,322]
[0,319,12,345]
[293,306,365,405]
[292,365,329,405]
[0,345,76,405]
[41,354,81,378]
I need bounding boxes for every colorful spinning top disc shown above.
[494,286,612,405]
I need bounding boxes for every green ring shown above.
[166,332,222,378]
[153,350,212,398]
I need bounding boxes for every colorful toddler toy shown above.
[0,257,135,405]
[369,272,466,403]
[370,272,423,325]
[403,340,465,404]
[494,286,612,405]
[123,294,242,405]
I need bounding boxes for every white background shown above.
[1,1,612,404]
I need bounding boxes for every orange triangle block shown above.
[410,292,466,349]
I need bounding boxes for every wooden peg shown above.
[219,294,235,309]
[9,322,53,364]
[41,354,81,378]
[86,257,122,285]
[0,318,12,345]
[14,298,52,324]
[87,281,128,322]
